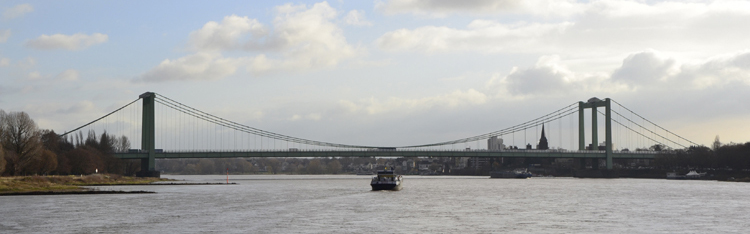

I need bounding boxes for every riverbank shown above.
[0,174,167,196]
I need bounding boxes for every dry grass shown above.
[0,176,82,193]
[0,174,168,194]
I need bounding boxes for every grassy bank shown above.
[0,174,167,195]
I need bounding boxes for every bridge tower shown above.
[578,98,613,170]
[137,92,159,177]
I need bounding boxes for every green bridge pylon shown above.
[138,92,159,177]
[578,97,613,170]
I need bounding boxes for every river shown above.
[1,175,749,233]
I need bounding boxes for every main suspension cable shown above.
[611,99,698,146]
[61,98,140,137]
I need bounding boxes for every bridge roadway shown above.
[114,149,658,160]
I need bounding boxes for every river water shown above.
[1,175,749,233]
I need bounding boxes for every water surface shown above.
[1,175,748,233]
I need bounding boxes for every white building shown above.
[487,136,506,150]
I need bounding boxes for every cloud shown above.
[56,69,80,81]
[489,50,750,98]
[339,89,487,115]
[244,2,361,73]
[56,101,95,114]
[144,2,363,82]
[18,57,35,69]
[136,52,243,82]
[377,20,571,53]
[192,2,361,71]
[289,113,322,121]
[27,71,42,80]
[486,54,634,98]
[3,4,33,19]
[676,51,750,88]
[343,10,372,26]
[376,1,750,57]
[188,15,267,51]
[376,0,584,18]
[611,50,676,85]
[491,55,617,97]
[0,58,8,67]
[0,29,10,43]
[504,59,569,96]
[26,33,108,50]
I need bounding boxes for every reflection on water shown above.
[2,175,750,233]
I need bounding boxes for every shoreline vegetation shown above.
[0,174,167,196]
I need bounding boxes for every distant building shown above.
[586,141,612,150]
[469,157,490,169]
[487,136,506,150]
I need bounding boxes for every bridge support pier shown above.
[137,92,160,177]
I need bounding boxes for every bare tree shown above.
[123,159,140,176]
[260,158,281,174]
[40,130,60,153]
[327,160,341,174]
[26,149,58,175]
[114,136,130,153]
[0,111,43,175]
[306,159,323,174]
[85,129,98,148]
[98,131,115,155]
[75,131,84,147]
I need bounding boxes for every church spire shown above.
[538,123,549,150]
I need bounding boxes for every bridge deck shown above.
[114,150,657,159]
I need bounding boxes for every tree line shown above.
[1,110,138,176]
[157,157,357,175]
[654,136,750,171]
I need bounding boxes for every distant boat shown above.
[667,170,708,180]
[371,169,403,191]
[666,172,683,179]
[490,168,532,179]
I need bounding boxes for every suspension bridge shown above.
[61,92,697,177]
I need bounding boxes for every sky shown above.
[1,0,749,149]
